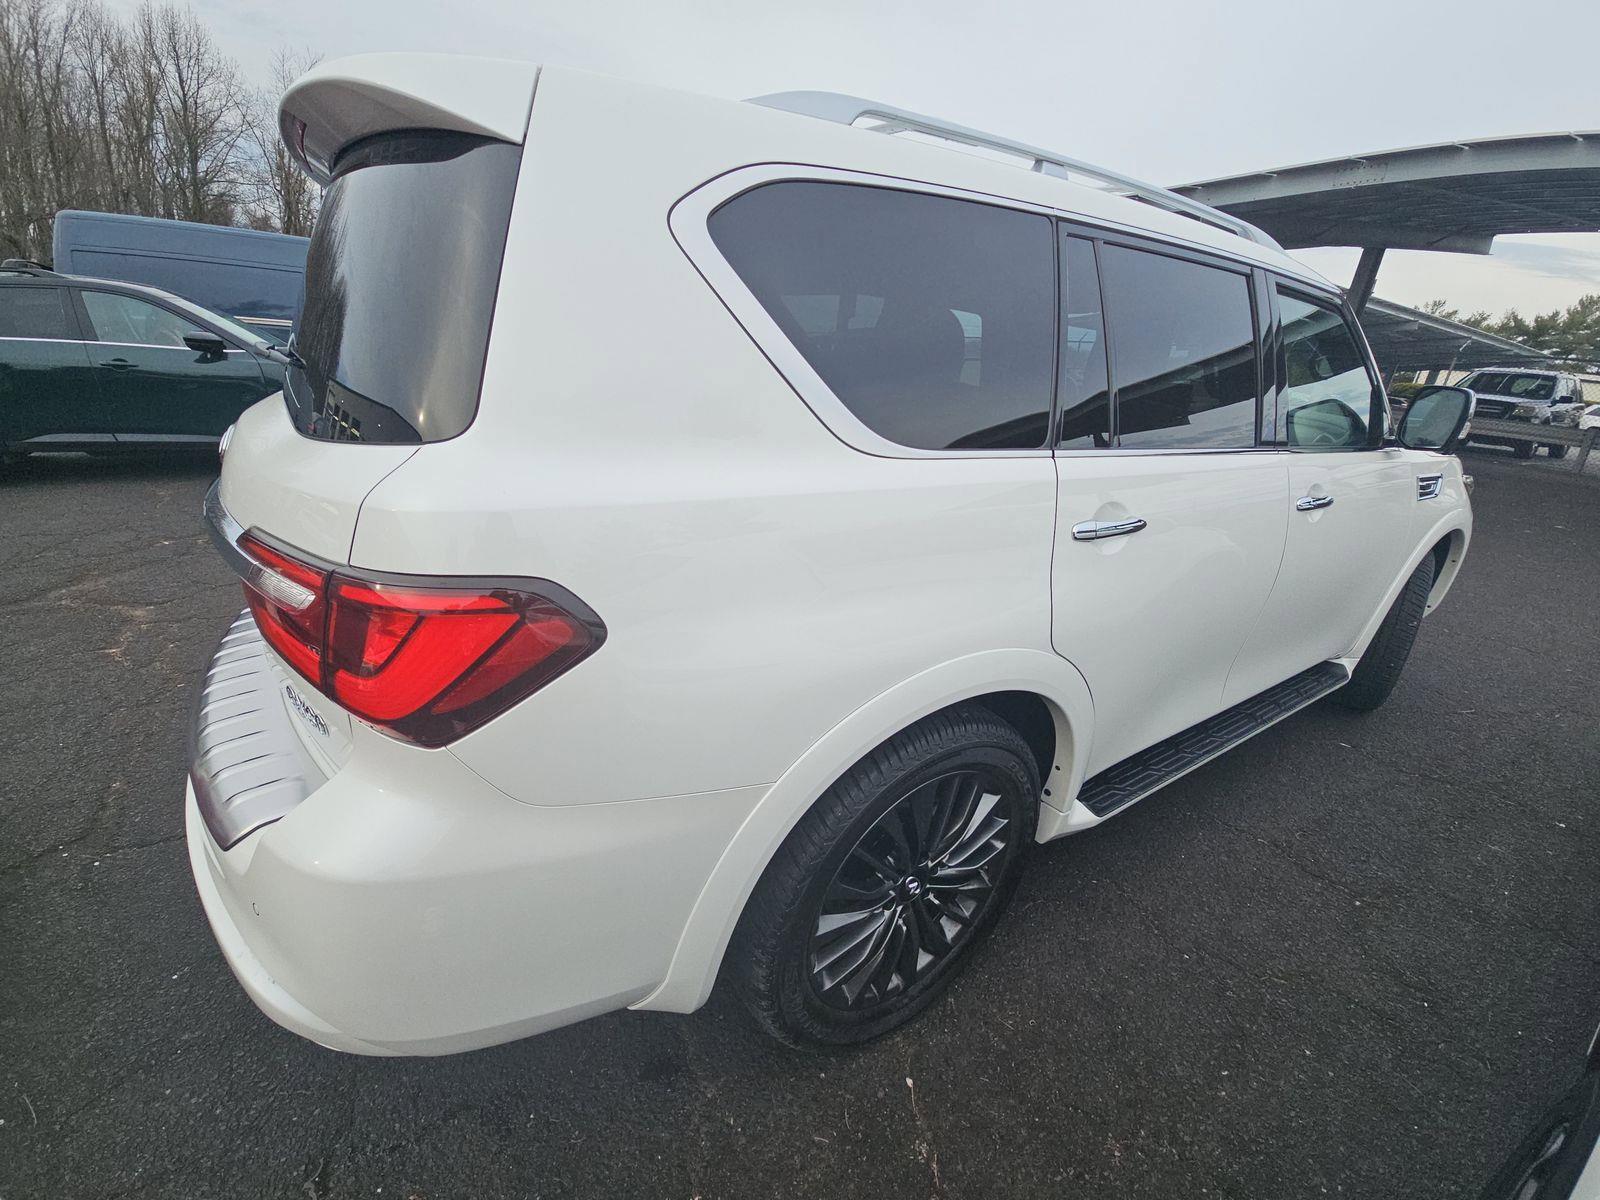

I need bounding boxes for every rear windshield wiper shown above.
[271,341,308,369]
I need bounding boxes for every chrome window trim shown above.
[0,334,87,344]
[671,163,1328,461]
[90,340,250,354]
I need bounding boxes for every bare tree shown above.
[146,4,246,224]
[242,46,320,235]
[0,0,315,262]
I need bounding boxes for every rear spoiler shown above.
[279,53,538,184]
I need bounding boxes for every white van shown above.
[188,55,1475,1053]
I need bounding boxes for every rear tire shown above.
[1548,444,1568,460]
[1332,555,1436,712]
[1514,440,1535,459]
[731,705,1038,1050]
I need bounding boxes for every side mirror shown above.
[1285,397,1365,448]
[1397,385,1474,453]
[183,332,227,358]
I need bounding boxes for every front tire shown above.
[1332,555,1436,712]
[1548,444,1568,460]
[1514,440,1536,459]
[732,705,1038,1049]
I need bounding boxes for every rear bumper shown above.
[185,761,764,1054]
[185,786,394,1055]
[184,627,765,1056]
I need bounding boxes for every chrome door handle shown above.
[1071,516,1147,541]
[1295,495,1334,511]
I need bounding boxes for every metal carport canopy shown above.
[1359,298,1549,376]
[1173,131,1600,254]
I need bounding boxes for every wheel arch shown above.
[632,648,1094,1014]
[1347,506,1471,662]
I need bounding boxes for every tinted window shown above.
[1057,234,1110,449]
[285,131,523,443]
[1098,245,1259,449]
[81,291,205,347]
[1463,371,1555,400]
[0,286,73,339]
[709,182,1055,450]
[1277,290,1375,449]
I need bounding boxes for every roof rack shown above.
[747,91,1281,249]
[1,259,56,275]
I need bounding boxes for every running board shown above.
[1075,662,1350,818]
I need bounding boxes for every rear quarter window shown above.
[0,286,74,339]
[708,182,1056,451]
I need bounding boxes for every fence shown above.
[1466,417,1599,471]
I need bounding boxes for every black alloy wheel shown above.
[731,705,1039,1049]
[808,769,1018,1013]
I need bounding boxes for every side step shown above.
[1075,661,1350,818]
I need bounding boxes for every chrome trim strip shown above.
[115,433,221,444]
[203,480,317,611]
[19,432,116,444]
[0,335,245,353]
[94,341,250,353]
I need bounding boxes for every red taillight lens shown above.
[234,535,604,747]
[239,533,327,682]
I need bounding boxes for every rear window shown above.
[285,131,522,443]
[708,182,1055,450]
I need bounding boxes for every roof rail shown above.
[747,91,1281,249]
[1,258,55,275]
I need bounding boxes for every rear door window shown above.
[1275,288,1378,449]
[0,286,75,339]
[709,182,1056,451]
[1097,244,1259,449]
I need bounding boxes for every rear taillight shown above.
[239,533,327,680]
[236,535,604,747]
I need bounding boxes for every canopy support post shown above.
[1348,247,1385,316]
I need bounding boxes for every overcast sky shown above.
[126,0,1600,316]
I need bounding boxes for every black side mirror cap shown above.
[183,332,228,357]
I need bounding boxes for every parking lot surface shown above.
[2,447,1597,1199]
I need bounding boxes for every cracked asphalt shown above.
[2,446,1597,1200]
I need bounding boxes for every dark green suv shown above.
[0,265,288,458]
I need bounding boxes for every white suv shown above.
[187,55,1475,1053]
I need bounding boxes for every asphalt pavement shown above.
[2,445,1597,1200]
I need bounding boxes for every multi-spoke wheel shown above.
[809,770,1017,1012]
[731,705,1039,1048]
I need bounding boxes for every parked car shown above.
[52,209,308,340]
[1457,367,1587,459]
[0,264,288,457]
[187,55,1475,1055]
[1479,1023,1600,1200]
